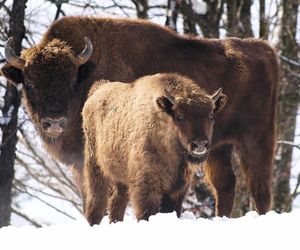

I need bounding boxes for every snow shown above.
[191,0,207,15]
[0,105,14,125]
[1,210,299,250]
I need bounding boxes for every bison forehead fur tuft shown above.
[155,73,214,113]
[23,39,77,74]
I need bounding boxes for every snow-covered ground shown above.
[1,2,299,246]
[1,210,299,250]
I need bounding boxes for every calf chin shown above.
[186,151,208,164]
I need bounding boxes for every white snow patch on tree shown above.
[191,0,207,15]
[0,105,14,125]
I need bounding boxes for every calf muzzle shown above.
[189,139,208,157]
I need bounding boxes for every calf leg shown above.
[160,186,189,217]
[108,183,129,223]
[83,162,110,225]
[204,144,236,217]
[82,138,110,225]
[238,136,274,214]
[129,181,162,221]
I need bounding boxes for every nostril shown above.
[41,117,67,132]
[58,118,68,129]
[202,140,208,147]
[191,142,199,150]
[41,119,52,130]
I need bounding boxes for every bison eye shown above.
[24,81,34,90]
[70,76,78,88]
[208,113,214,121]
[176,115,185,122]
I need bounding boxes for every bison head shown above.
[1,37,93,141]
[157,87,227,164]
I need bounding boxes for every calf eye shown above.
[208,113,214,121]
[176,115,185,122]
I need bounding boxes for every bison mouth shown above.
[41,131,64,144]
[186,147,208,164]
[44,130,63,139]
[42,125,65,140]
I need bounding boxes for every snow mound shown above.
[1,210,299,250]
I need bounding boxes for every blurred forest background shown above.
[0,0,299,227]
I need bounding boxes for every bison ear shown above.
[156,96,174,113]
[1,63,24,86]
[212,88,227,113]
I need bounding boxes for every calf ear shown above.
[212,88,227,113]
[156,96,174,113]
[1,63,24,86]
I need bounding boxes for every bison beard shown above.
[186,152,208,164]
[0,16,279,219]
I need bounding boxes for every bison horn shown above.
[211,88,223,101]
[76,37,93,66]
[164,89,176,105]
[4,37,25,71]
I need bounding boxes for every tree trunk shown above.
[180,0,224,37]
[179,0,197,35]
[259,0,268,39]
[132,0,149,19]
[273,0,299,213]
[165,0,180,32]
[226,0,253,38]
[0,0,27,227]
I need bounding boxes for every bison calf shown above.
[82,73,227,225]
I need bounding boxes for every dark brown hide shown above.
[1,16,279,217]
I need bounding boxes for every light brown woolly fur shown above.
[82,73,224,224]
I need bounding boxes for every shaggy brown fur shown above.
[82,73,227,224]
[1,16,279,217]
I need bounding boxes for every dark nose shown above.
[190,140,208,151]
[41,117,68,132]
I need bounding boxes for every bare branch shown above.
[281,55,300,67]
[14,186,77,220]
[111,0,131,17]
[277,140,300,150]
[12,207,43,227]
[14,179,82,213]
[0,0,8,9]
[0,119,27,149]
[291,174,300,200]
[17,127,79,195]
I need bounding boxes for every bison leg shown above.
[160,186,188,217]
[83,154,110,225]
[205,144,236,217]
[238,136,274,214]
[129,184,162,221]
[70,163,84,197]
[108,183,129,223]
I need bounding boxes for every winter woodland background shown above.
[0,0,300,227]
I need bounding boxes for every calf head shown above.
[157,87,227,163]
[1,37,93,141]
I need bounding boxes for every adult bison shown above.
[1,16,279,217]
[82,73,227,224]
